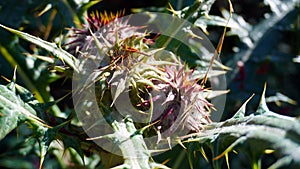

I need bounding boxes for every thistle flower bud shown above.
[71,11,223,146]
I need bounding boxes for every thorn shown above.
[167,137,172,149]
[150,162,171,169]
[167,3,178,15]
[231,94,254,118]
[214,136,246,161]
[199,147,209,162]
[13,66,17,83]
[137,120,159,135]
[177,138,187,149]
[227,0,234,14]
[225,153,230,169]
[264,149,275,154]
[37,4,52,17]
[148,148,171,154]
[1,75,10,82]
[162,159,171,165]
[256,83,270,115]
[86,133,114,140]
[200,0,233,86]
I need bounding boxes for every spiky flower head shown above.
[71,11,224,144]
[66,10,145,56]
[154,64,213,132]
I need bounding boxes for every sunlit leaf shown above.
[266,92,297,106]
[0,24,79,72]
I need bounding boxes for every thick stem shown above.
[110,117,151,169]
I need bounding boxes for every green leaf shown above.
[185,107,300,168]
[225,0,298,83]
[61,134,85,165]
[15,82,57,120]
[36,121,69,169]
[0,101,20,141]
[0,24,79,72]
[266,92,297,106]
[36,126,49,169]
[194,14,243,34]
[0,83,47,141]
[0,84,26,140]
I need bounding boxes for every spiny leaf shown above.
[14,81,58,120]
[61,134,85,165]
[102,118,153,168]
[36,126,49,169]
[185,111,300,168]
[266,92,297,106]
[194,14,240,34]
[0,24,79,72]
[0,82,56,168]
[15,83,56,113]
[0,83,48,140]
[225,0,297,84]
[0,100,20,141]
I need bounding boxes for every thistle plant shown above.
[0,1,299,169]
[70,9,225,139]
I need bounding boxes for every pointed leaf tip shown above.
[177,138,187,149]
[232,94,254,119]
[256,83,269,115]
